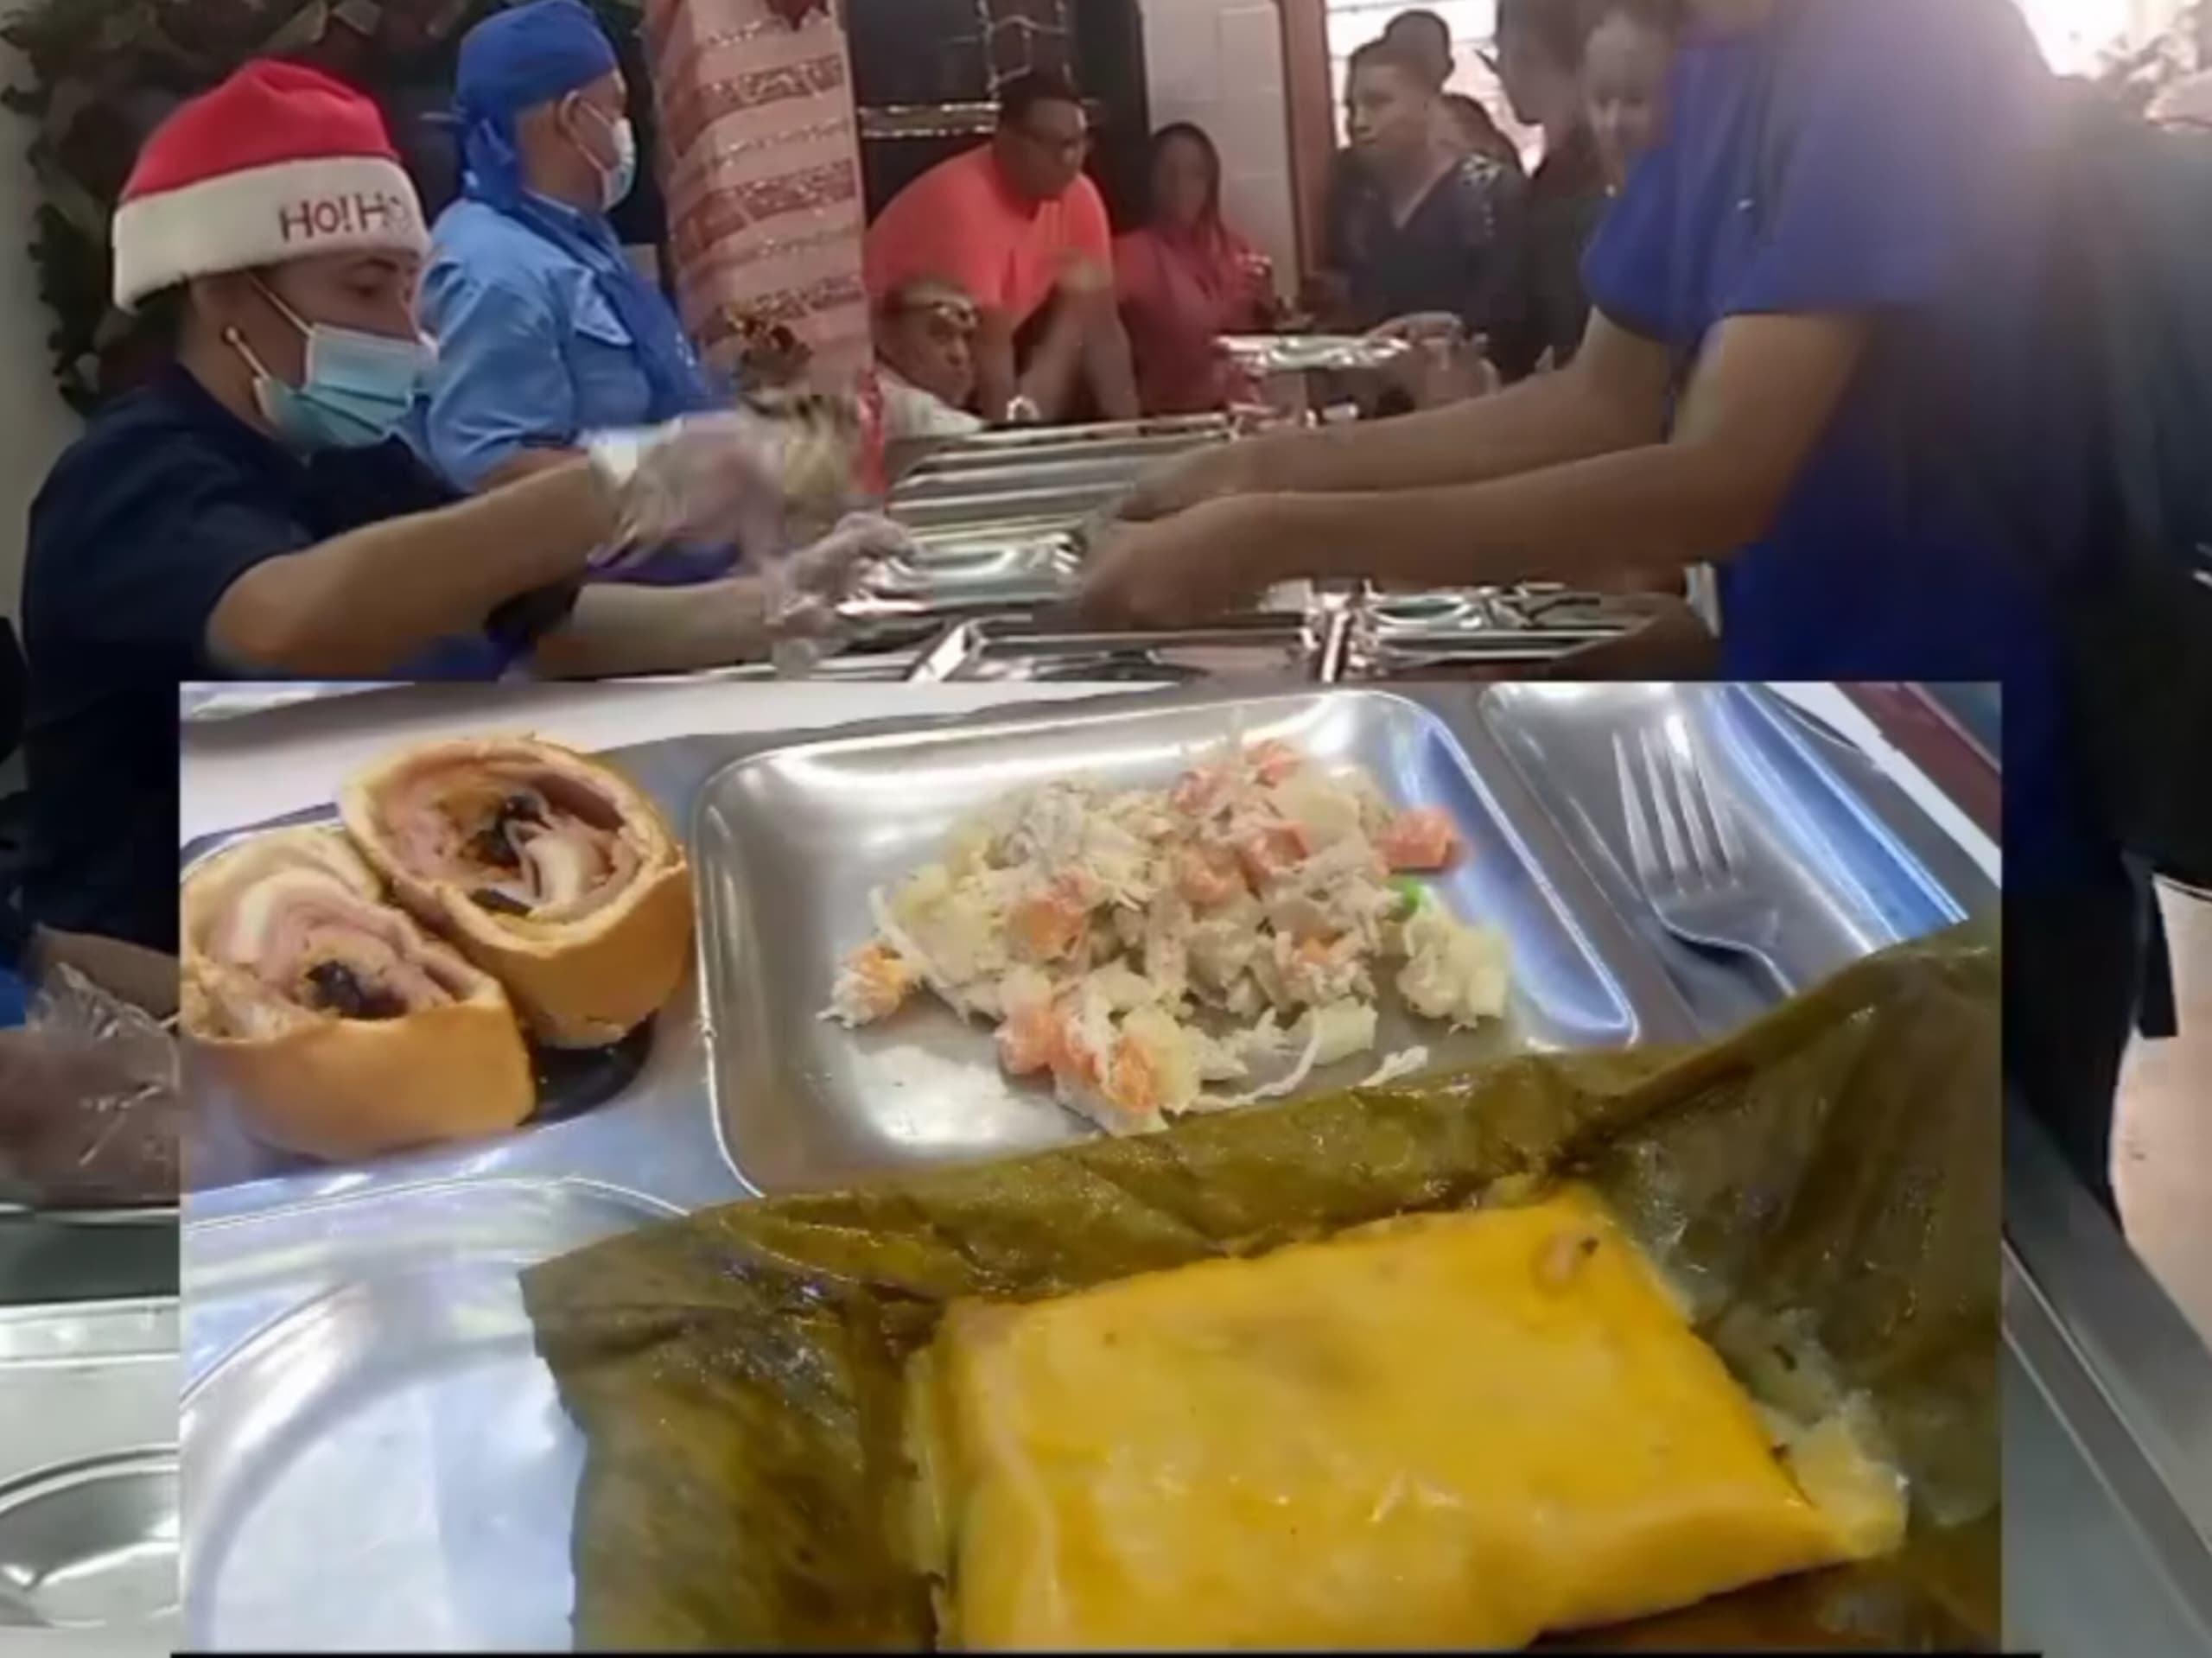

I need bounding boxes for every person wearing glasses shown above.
[863,70,1139,426]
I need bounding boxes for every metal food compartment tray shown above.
[691,687,1700,1195]
[181,1177,678,1651]
[1479,683,1998,1036]
[906,611,1343,684]
[887,479,1130,533]
[1221,333,1410,376]
[904,414,1232,461]
[887,452,1186,509]
[0,1298,181,1638]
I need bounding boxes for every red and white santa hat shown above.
[111,60,429,313]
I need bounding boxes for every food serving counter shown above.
[0,675,2170,1652]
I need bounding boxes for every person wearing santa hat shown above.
[417,0,732,588]
[16,60,876,954]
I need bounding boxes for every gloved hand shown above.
[0,964,181,1209]
[765,511,918,632]
[583,410,796,571]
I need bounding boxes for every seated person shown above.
[21,63,855,950]
[1114,124,1273,416]
[419,0,733,585]
[1322,41,1529,346]
[864,71,1138,426]
[873,279,987,444]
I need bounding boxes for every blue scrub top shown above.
[420,196,734,586]
[1583,0,2102,887]
[19,365,575,951]
[0,893,30,1028]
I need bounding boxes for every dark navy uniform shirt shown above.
[20,364,575,951]
[1325,154,1529,341]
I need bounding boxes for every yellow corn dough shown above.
[911,1185,1904,1650]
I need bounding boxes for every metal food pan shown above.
[690,687,1697,1195]
[1480,683,1998,1036]
[888,479,1128,532]
[0,1298,181,1638]
[902,431,1224,481]
[1221,333,1410,376]
[888,454,1182,506]
[1346,626,1628,677]
[181,1177,677,1650]
[910,414,1231,457]
[906,613,1333,685]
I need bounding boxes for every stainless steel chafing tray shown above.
[905,415,1233,462]
[1344,587,1645,677]
[906,611,1344,683]
[0,1298,181,1639]
[1220,333,1412,376]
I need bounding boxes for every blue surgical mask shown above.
[231,281,430,451]
[576,101,639,210]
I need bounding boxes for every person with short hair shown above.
[417,0,730,584]
[1491,0,1609,373]
[1382,9,1456,90]
[1114,123,1273,416]
[873,278,988,442]
[1324,39,1528,342]
[1441,93,1528,173]
[863,70,1138,425]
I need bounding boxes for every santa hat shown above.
[111,61,429,313]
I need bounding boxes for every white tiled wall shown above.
[1136,0,1300,296]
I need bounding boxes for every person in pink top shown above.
[1113,124,1274,416]
[864,70,1137,425]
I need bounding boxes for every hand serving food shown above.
[1078,497,1279,629]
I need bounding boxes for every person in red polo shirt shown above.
[864,70,1138,426]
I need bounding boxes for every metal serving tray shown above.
[861,532,1080,608]
[691,688,1699,1194]
[905,415,1231,461]
[0,1298,181,1639]
[1344,588,1645,677]
[181,1177,677,1651]
[1221,334,1410,376]
[887,453,1177,509]
[1481,683,1999,1036]
[887,479,1129,534]
[906,612,1340,684]
[178,734,754,1216]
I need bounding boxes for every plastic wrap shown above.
[523,923,1999,1651]
[0,965,181,1211]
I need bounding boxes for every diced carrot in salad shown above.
[1377,807,1462,873]
[1235,823,1311,888]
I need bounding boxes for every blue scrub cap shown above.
[454,0,620,205]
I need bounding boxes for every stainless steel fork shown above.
[1614,727,1783,978]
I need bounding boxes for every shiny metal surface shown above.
[888,454,1173,507]
[1481,683,1996,1035]
[902,415,1232,461]
[1220,334,1409,375]
[1344,588,1644,676]
[0,1299,180,1639]
[1614,726,1783,988]
[181,682,413,725]
[906,613,1338,684]
[692,688,1700,1194]
[2005,1106,2212,1655]
[887,479,1128,533]
[182,1178,677,1651]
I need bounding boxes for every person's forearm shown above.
[1017,306,1090,421]
[531,576,773,679]
[479,446,583,493]
[976,322,1019,422]
[1236,365,1650,499]
[1082,309,1140,422]
[1255,440,1770,594]
[217,462,616,675]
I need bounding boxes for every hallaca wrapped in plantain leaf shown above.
[522,921,1999,1651]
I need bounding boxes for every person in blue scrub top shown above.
[420,0,733,584]
[1078,0,2165,1215]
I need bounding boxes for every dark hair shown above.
[1146,121,1224,226]
[1497,0,1586,73]
[1573,0,1685,42]
[1382,8,1454,80]
[131,283,192,353]
[998,68,1084,130]
[1346,39,1435,92]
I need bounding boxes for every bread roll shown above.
[181,827,535,1159]
[338,737,693,1048]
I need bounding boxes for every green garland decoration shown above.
[1,0,643,414]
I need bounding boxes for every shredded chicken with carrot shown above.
[826,737,1510,1135]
